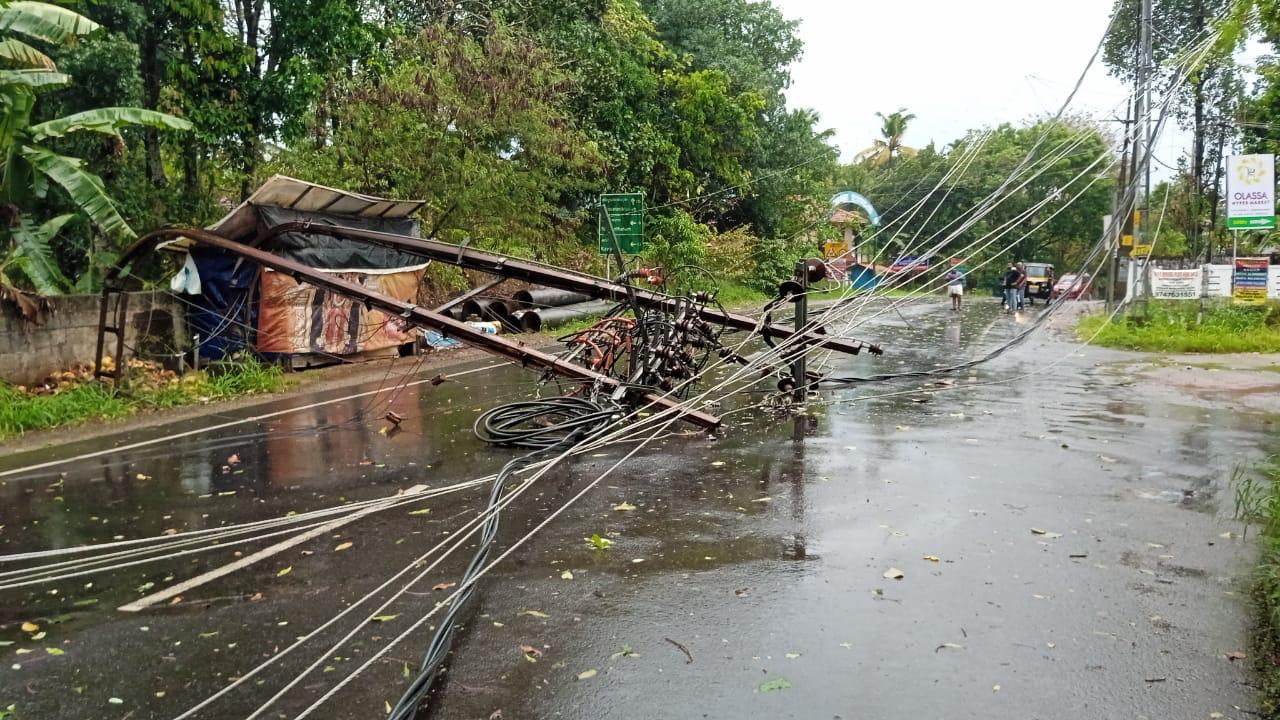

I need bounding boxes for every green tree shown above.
[640,0,802,99]
[856,109,918,167]
[846,119,1115,284]
[0,1,190,299]
[1104,0,1243,258]
[279,22,604,266]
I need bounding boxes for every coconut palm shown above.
[855,108,918,167]
[0,0,190,301]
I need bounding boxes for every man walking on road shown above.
[1002,263,1021,314]
[944,267,965,312]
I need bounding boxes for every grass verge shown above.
[1236,459,1280,717]
[1077,300,1280,353]
[0,355,288,440]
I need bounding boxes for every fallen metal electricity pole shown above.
[257,222,883,357]
[96,228,722,430]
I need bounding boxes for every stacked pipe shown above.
[512,288,613,333]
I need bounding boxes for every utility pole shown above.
[1125,0,1154,304]
[1107,105,1133,312]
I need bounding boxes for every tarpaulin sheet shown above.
[188,248,258,360]
[256,206,425,270]
[256,267,424,355]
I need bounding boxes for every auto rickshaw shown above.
[1022,262,1055,305]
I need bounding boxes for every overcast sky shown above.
[775,0,1149,160]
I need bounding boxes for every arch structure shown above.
[830,191,882,226]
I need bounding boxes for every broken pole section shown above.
[106,228,722,430]
[255,223,883,358]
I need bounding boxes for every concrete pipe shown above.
[512,288,594,311]
[520,300,617,333]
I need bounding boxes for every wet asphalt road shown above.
[0,298,1272,720]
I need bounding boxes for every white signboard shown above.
[1269,265,1280,300]
[1226,154,1276,229]
[1150,268,1202,299]
[1203,264,1233,297]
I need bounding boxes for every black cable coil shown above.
[472,396,618,449]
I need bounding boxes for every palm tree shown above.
[855,108,918,167]
[0,1,190,303]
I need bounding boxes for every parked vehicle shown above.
[1022,262,1055,305]
[1052,272,1092,300]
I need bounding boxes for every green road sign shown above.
[1227,215,1276,229]
[598,193,645,255]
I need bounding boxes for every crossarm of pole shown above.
[110,227,721,430]
[247,221,882,357]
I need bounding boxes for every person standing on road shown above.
[944,267,965,312]
[1015,262,1028,310]
[1002,263,1021,314]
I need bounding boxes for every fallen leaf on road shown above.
[752,496,771,503]
[432,582,456,591]
[1030,528,1063,539]
[1226,650,1247,661]
[922,555,940,562]
[576,669,597,681]
[276,566,292,577]
[758,677,791,692]
[612,502,637,512]
[710,461,726,467]
[19,623,37,633]
[883,568,904,580]
[371,615,400,623]
[734,588,750,597]
[784,652,800,659]
[44,648,64,656]
[135,473,150,481]
[560,570,574,580]
[935,643,963,652]
[520,610,550,619]
[992,684,1001,693]
[334,542,353,552]
[30,632,45,641]
[407,508,431,516]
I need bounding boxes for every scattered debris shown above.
[665,637,693,664]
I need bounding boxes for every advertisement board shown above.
[1270,265,1280,300]
[1150,268,1202,299]
[1226,154,1276,229]
[1234,257,1270,304]
[1203,264,1233,297]
[890,256,929,272]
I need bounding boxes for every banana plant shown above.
[0,0,191,302]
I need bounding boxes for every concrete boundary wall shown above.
[0,291,186,386]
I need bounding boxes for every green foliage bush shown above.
[0,356,286,439]
[1077,300,1280,353]
[1233,460,1280,717]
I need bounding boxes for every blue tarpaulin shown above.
[185,248,258,360]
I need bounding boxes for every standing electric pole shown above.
[1107,105,1134,312]
[1134,0,1153,300]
